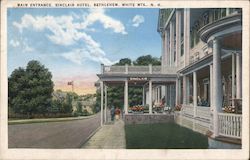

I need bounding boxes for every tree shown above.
[76,101,83,114]
[94,90,101,113]
[62,93,73,113]
[8,60,54,118]
[115,58,132,65]
[133,55,161,66]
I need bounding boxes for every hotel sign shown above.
[129,77,148,81]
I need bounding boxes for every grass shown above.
[125,123,208,149]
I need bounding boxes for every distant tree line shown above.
[95,55,161,111]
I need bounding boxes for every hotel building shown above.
[97,8,242,148]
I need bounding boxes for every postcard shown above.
[0,0,249,159]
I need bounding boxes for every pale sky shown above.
[8,8,161,95]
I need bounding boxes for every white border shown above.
[1,0,249,160]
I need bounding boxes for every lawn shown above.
[125,123,208,149]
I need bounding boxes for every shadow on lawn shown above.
[125,122,208,149]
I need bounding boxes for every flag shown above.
[67,81,73,85]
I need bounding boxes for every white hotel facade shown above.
[97,8,242,148]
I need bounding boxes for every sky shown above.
[8,8,161,95]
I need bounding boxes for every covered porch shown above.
[178,48,242,140]
[97,64,177,125]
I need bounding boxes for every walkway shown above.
[82,119,126,149]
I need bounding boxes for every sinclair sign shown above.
[129,77,148,81]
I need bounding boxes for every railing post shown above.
[149,64,152,74]
[125,64,128,74]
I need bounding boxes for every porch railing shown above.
[128,66,149,74]
[196,106,211,120]
[181,104,194,117]
[218,113,242,139]
[152,66,162,74]
[102,65,177,75]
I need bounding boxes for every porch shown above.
[97,64,177,126]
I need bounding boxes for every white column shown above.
[193,72,197,117]
[183,76,187,105]
[166,29,170,67]
[152,87,154,102]
[165,85,168,106]
[124,80,128,114]
[161,34,166,71]
[100,81,104,126]
[104,85,107,123]
[184,8,190,66]
[156,87,158,103]
[236,53,242,99]
[176,9,181,67]
[169,84,172,107]
[158,87,161,103]
[164,30,169,68]
[186,76,190,104]
[210,64,213,109]
[155,87,157,102]
[142,86,145,106]
[212,38,223,137]
[175,79,179,106]
[170,21,174,67]
[149,80,153,114]
[232,53,235,105]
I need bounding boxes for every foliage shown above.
[115,58,132,65]
[175,104,182,111]
[133,55,161,66]
[8,60,54,117]
[94,90,101,113]
[82,109,89,116]
[76,101,83,113]
[62,93,73,113]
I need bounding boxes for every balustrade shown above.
[182,104,194,116]
[102,65,177,75]
[196,106,211,120]
[218,113,242,138]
